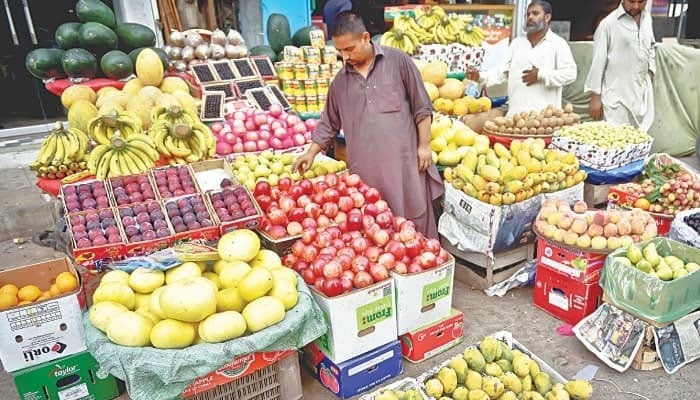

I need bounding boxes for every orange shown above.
[56,272,79,293]
[0,283,18,296]
[0,293,18,310]
[17,285,42,302]
[634,198,651,211]
[36,294,51,302]
[18,300,32,305]
[49,284,61,297]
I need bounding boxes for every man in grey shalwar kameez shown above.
[293,11,443,238]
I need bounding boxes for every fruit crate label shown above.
[356,295,393,331]
[421,275,452,308]
[58,382,89,400]
[548,290,569,311]
[315,311,332,354]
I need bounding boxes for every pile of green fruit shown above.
[422,336,592,400]
[616,242,700,281]
[554,122,650,150]
[25,0,162,82]
[374,388,423,400]
[230,151,347,190]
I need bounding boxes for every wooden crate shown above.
[583,182,614,208]
[631,325,662,371]
[441,238,535,290]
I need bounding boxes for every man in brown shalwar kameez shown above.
[293,11,444,238]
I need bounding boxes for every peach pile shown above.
[534,199,657,251]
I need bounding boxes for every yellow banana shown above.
[126,133,157,148]
[125,148,151,173]
[121,150,143,175]
[64,130,81,161]
[52,134,66,166]
[87,144,111,174]
[109,151,124,177]
[95,149,114,180]
[126,139,160,162]
[37,134,58,166]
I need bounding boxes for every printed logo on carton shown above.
[357,295,393,330]
[218,353,255,378]
[50,363,79,379]
[23,342,67,363]
[422,275,451,307]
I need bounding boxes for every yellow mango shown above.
[478,165,501,183]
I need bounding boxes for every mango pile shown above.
[422,336,593,400]
[418,60,491,117]
[435,115,585,205]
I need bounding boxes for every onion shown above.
[184,32,204,48]
[233,45,248,58]
[209,43,225,60]
[181,46,195,62]
[163,45,173,57]
[226,29,245,46]
[210,29,227,46]
[169,30,185,47]
[169,46,182,60]
[224,44,238,59]
[173,60,187,72]
[194,43,211,60]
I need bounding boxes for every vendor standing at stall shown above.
[292,11,443,238]
[585,0,656,132]
[467,0,577,117]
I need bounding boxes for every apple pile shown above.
[151,166,199,199]
[210,104,319,155]
[110,175,156,206]
[534,198,657,251]
[281,211,449,297]
[63,181,111,213]
[69,208,123,248]
[253,172,383,239]
[119,200,172,243]
[209,186,260,223]
[164,195,215,233]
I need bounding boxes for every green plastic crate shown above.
[601,237,700,324]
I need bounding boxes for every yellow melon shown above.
[61,85,96,108]
[424,82,439,102]
[421,60,448,86]
[438,78,466,100]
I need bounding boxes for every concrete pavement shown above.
[0,142,698,400]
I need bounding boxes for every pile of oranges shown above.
[0,271,78,310]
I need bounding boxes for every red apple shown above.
[305,203,322,219]
[351,237,368,254]
[363,203,379,217]
[351,255,369,273]
[279,196,296,213]
[371,229,390,246]
[394,261,408,274]
[301,227,317,244]
[340,277,353,293]
[282,253,298,268]
[425,238,442,255]
[316,215,331,228]
[288,207,305,223]
[301,244,319,263]
[350,192,365,208]
[323,188,340,204]
[298,179,314,195]
[322,202,339,219]
[324,173,339,187]
[343,173,361,187]
[407,262,423,274]
[254,181,271,197]
[337,247,356,259]
[322,278,343,297]
[337,254,353,271]
[302,268,316,284]
[377,252,396,270]
[315,230,333,248]
[289,185,304,200]
[365,246,382,262]
[418,251,438,269]
[287,221,303,236]
[301,217,318,229]
[399,225,417,243]
[268,209,288,226]
[338,196,354,212]
[369,263,389,282]
[375,211,393,229]
[353,271,373,288]
[322,260,342,279]
[385,240,407,260]
[296,194,312,207]
[365,188,381,203]
[267,224,288,239]
[278,177,292,192]
[319,246,337,258]
[256,195,272,211]
[347,210,363,231]
[405,238,423,258]
[375,200,389,212]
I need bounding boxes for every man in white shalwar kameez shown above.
[585,0,656,132]
[469,0,577,117]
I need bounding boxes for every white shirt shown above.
[584,3,656,131]
[484,29,577,116]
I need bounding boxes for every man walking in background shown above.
[585,0,656,131]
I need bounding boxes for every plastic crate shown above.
[187,354,302,400]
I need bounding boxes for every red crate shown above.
[536,237,607,283]
[66,208,126,267]
[205,186,263,235]
[399,309,464,363]
[533,263,602,325]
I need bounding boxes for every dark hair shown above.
[330,10,366,38]
[528,0,553,15]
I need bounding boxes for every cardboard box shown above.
[0,257,87,372]
[550,135,652,171]
[533,263,602,325]
[399,309,464,363]
[310,280,397,364]
[189,159,236,193]
[206,186,263,235]
[182,350,302,400]
[536,236,607,283]
[13,351,120,400]
[302,340,403,399]
[66,208,126,267]
[256,229,299,256]
[439,184,541,255]
[392,256,455,334]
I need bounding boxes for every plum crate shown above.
[163,194,220,243]
[116,200,173,257]
[205,186,263,235]
[65,207,126,267]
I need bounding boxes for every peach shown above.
[557,203,571,214]
[553,228,566,242]
[593,211,608,226]
[616,220,632,236]
[546,212,562,226]
[557,216,573,230]
[563,231,579,246]
[534,220,549,234]
[576,234,592,248]
[591,236,607,250]
[630,218,645,235]
[607,236,622,250]
[608,210,622,224]
[573,200,588,214]
[571,218,588,235]
[543,225,558,239]
[539,206,558,221]
[604,223,619,238]
[542,198,558,208]
[587,223,604,237]
[584,212,595,225]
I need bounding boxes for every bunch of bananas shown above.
[87,110,143,145]
[382,6,485,51]
[30,121,90,179]
[149,105,216,165]
[88,133,160,179]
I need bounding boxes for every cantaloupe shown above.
[135,48,164,86]
[61,85,96,108]
[424,82,439,102]
[421,60,448,86]
[122,78,143,95]
[438,78,465,100]
[159,76,189,94]
[67,100,97,133]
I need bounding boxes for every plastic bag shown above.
[669,208,700,248]
[581,159,645,185]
